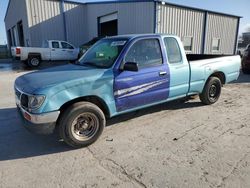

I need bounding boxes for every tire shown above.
[59,102,106,148]
[28,56,41,67]
[199,77,222,105]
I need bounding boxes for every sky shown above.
[0,0,249,45]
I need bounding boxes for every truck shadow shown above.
[107,100,203,126]
[0,100,203,161]
[231,72,250,84]
[0,108,71,161]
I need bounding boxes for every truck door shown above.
[61,42,77,60]
[114,38,170,112]
[163,37,190,99]
[50,41,65,60]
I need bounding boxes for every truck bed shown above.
[186,54,236,62]
[187,54,241,95]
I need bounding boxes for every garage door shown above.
[98,13,118,37]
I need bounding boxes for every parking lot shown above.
[0,59,250,188]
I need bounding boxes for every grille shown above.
[15,89,22,99]
[20,94,29,109]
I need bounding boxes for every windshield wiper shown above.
[74,61,95,67]
[74,60,80,65]
[81,62,108,69]
[82,62,98,67]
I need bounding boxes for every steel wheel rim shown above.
[209,84,219,101]
[71,112,99,141]
[31,58,39,66]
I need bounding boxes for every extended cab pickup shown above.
[14,34,241,148]
[11,40,79,67]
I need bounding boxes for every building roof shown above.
[65,0,242,18]
[5,0,242,22]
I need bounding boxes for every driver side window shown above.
[124,39,163,69]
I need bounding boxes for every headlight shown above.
[28,95,45,110]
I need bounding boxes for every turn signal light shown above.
[24,112,31,121]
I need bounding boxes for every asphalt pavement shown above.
[0,59,250,188]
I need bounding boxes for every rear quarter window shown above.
[164,37,182,64]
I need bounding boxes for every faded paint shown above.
[13,35,241,122]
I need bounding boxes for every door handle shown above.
[159,71,167,76]
[51,49,55,51]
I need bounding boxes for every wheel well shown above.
[59,96,110,118]
[209,72,226,85]
[28,53,41,59]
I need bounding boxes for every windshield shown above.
[78,38,128,68]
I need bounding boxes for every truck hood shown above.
[15,64,111,94]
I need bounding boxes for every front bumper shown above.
[17,106,60,135]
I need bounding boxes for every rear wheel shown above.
[199,77,222,105]
[59,102,105,148]
[28,56,41,67]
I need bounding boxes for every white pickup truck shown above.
[11,40,80,67]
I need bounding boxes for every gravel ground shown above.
[0,60,250,188]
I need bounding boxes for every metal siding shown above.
[26,0,65,47]
[157,4,205,54]
[4,0,30,47]
[205,13,238,54]
[63,2,87,46]
[5,0,239,53]
[85,2,155,42]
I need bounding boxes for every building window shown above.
[183,36,193,52]
[212,38,220,52]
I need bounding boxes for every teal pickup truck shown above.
[15,34,241,148]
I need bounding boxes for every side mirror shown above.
[123,62,139,72]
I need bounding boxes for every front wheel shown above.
[59,102,106,148]
[199,77,222,105]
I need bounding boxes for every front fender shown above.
[35,70,117,117]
